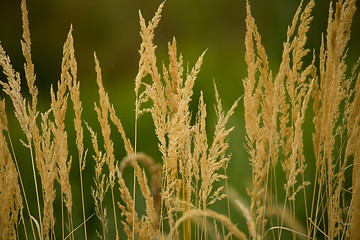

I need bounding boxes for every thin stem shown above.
[69,211,74,240]
[64,213,95,240]
[20,214,29,240]
[224,167,232,240]
[278,194,288,240]
[29,141,43,238]
[261,162,270,239]
[301,170,309,234]
[100,201,106,240]
[291,193,295,240]
[309,168,317,237]
[133,93,139,239]
[251,155,257,237]
[61,190,64,239]
[7,132,35,240]
[269,171,276,240]
[182,171,186,240]
[79,160,88,240]
[273,169,279,238]
[111,186,119,240]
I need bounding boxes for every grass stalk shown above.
[79,166,87,240]
[29,141,43,238]
[111,187,119,240]
[133,91,139,240]
[7,132,35,240]
[224,167,232,240]
[61,190,65,239]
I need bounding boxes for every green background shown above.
[1,0,359,239]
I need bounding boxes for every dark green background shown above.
[1,0,359,239]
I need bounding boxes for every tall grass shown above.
[0,0,359,239]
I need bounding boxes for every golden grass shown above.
[0,0,359,239]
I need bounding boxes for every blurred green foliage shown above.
[0,0,359,239]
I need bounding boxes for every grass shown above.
[0,0,359,239]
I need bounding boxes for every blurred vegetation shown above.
[0,0,359,239]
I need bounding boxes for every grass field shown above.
[0,0,359,239]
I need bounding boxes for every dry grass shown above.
[0,0,359,239]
